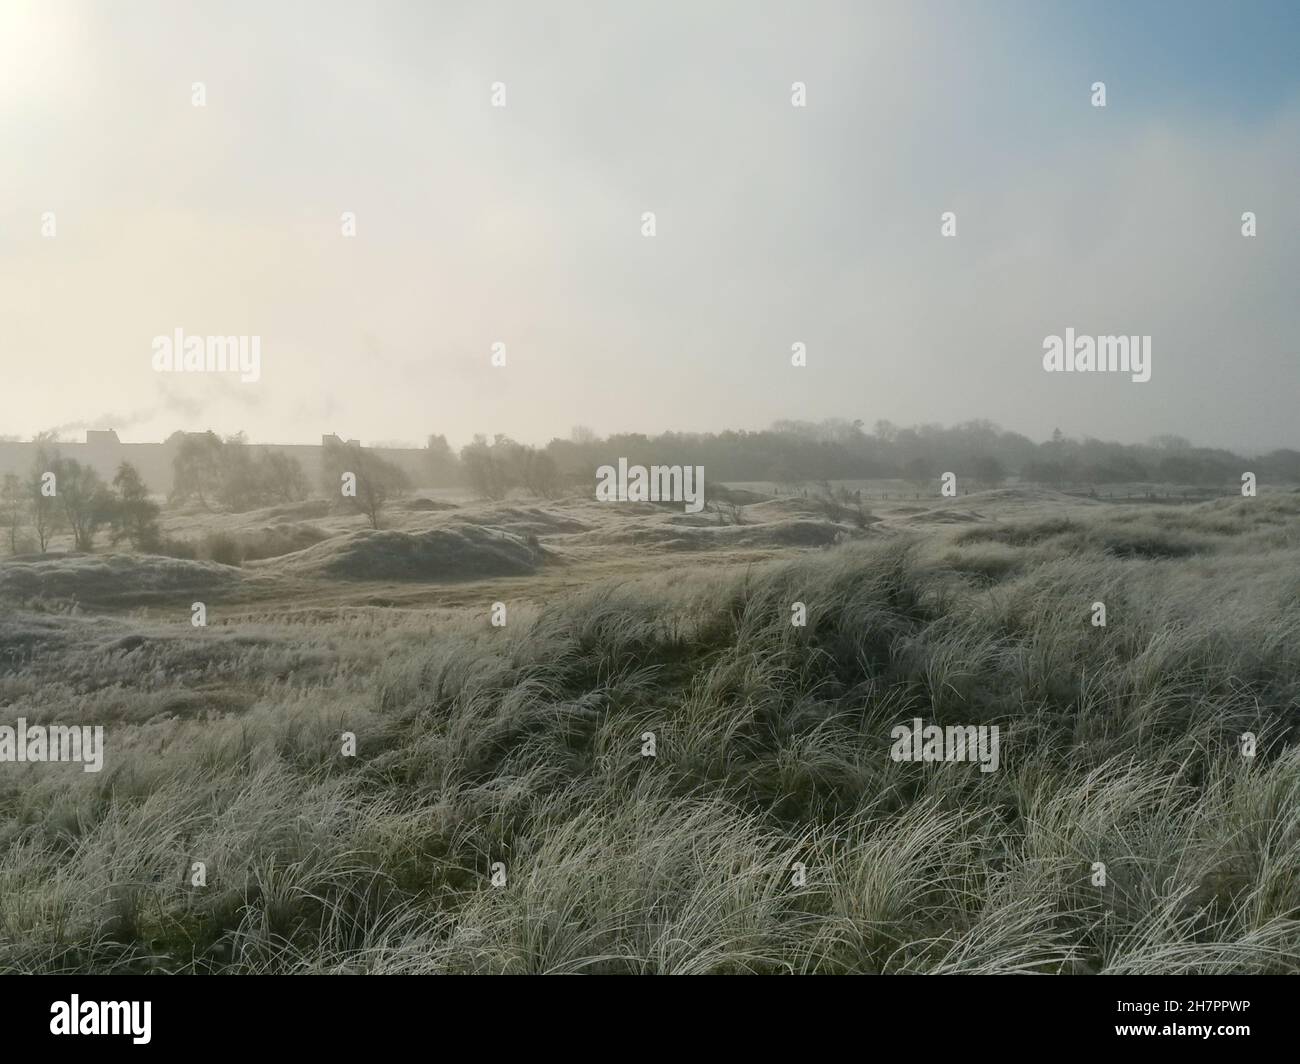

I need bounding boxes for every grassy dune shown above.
[1,491,1297,973]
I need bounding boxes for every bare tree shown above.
[425,433,459,485]
[513,445,562,499]
[50,456,114,552]
[170,430,225,508]
[459,435,514,501]
[324,439,409,529]
[29,437,64,552]
[1,473,26,553]
[256,449,309,504]
[110,462,162,551]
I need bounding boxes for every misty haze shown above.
[1,0,1299,1011]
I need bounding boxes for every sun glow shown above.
[0,1,72,98]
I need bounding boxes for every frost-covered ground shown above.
[1,488,1298,973]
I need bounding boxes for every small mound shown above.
[971,487,1095,505]
[747,497,823,518]
[263,500,335,521]
[405,497,459,512]
[0,553,241,603]
[226,523,331,561]
[572,519,859,551]
[730,520,852,547]
[446,506,592,536]
[0,612,98,663]
[905,508,986,524]
[711,485,773,505]
[264,526,541,581]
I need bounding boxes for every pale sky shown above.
[2,0,1297,449]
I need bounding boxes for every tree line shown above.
[0,430,423,554]
[2,435,162,555]
[453,420,1300,491]
[168,433,418,531]
[4,419,1295,556]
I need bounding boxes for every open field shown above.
[1,486,1298,973]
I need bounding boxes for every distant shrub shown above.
[155,536,196,560]
[199,531,244,567]
[1100,530,1200,559]
[236,524,330,562]
[809,482,872,527]
[150,525,325,566]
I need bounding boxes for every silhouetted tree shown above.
[322,438,409,528]
[29,436,64,552]
[512,445,562,498]
[256,450,309,504]
[425,434,460,486]
[110,461,161,551]
[171,431,225,508]
[1,473,26,553]
[49,456,113,551]
[971,454,1005,488]
[460,435,515,500]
